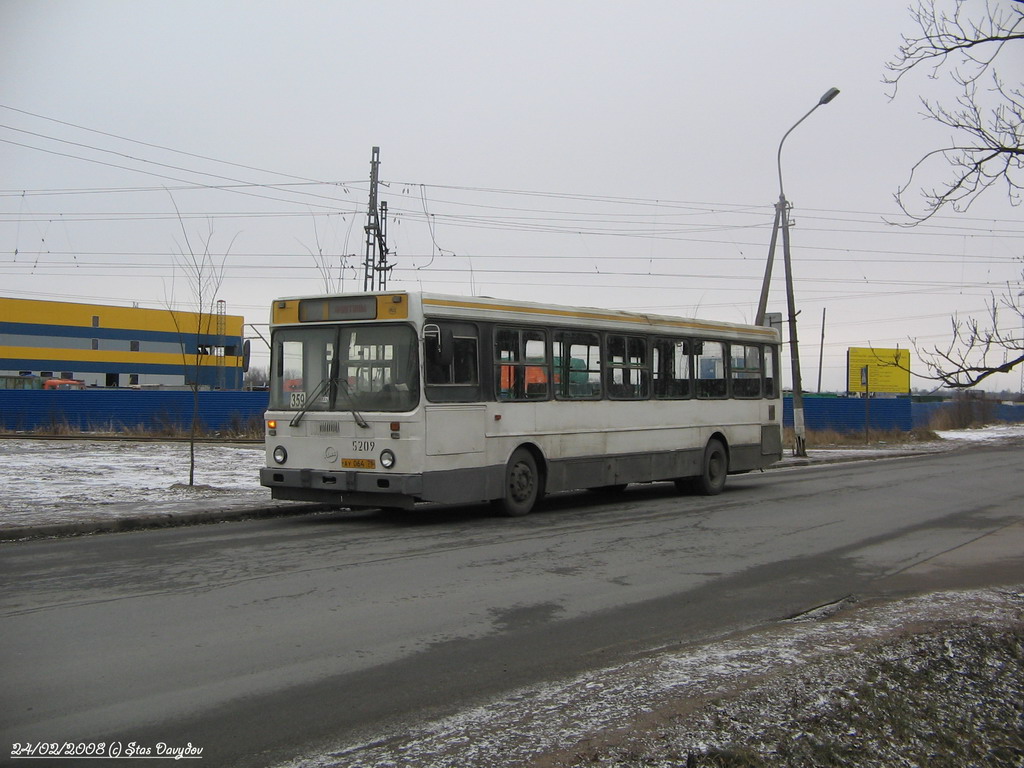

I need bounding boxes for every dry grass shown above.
[785,427,940,449]
[11,414,265,441]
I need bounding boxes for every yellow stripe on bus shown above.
[422,297,776,338]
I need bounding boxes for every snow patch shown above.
[275,587,1024,768]
[0,439,268,528]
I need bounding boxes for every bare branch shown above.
[885,0,1024,94]
[911,272,1024,387]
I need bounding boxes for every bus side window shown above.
[452,337,478,384]
[730,344,762,398]
[764,345,778,398]
[554,331,601,399]
[606,334,649,399]
[653,338,691,399]
[425,321,481,402]
[427,337,477,384]
[495,328,549,401]
[695,340,727,398]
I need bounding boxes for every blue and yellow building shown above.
[1,297,249,389]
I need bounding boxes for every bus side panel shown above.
[543,447,707,493]
[761,423,783,458]
[425,405,486,455]
[420,464,504,505]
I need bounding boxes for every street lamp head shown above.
[819,87,840,105]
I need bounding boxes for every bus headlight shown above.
[379,449,396,469]
[272,446,288,464]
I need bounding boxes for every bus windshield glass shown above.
[270,324,419,413]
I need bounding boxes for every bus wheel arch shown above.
[496,444,546,517]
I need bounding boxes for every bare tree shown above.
[166,196,237,484]
[298,211,358,293]
[885,0,1024,221]
[888,1,1024,389]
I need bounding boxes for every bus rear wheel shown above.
[497,448,542,517]
[676,438,728,496]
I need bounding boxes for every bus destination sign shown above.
[299,297,379,322]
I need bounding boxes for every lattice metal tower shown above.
[215,298,226,390]
[362,146,391,291]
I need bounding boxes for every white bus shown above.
[260,291,783,515]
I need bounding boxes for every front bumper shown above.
[260,466,424,507]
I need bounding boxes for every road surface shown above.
[1,442,1022,767]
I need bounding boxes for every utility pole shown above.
[779,197,808,456]
[362,146,391,292]
[817,306,826,394]
[755,87,840,457]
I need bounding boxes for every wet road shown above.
[1,442,1022,767]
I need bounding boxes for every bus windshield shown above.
[270,324,419,413]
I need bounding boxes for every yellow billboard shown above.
[847,347,911,393]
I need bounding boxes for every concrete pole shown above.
[754,204,782,328]
[769,87,839,457]
[779,196,807,456]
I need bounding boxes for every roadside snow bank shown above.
[278,587,1024,768]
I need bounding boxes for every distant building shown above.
[0,297,249,389]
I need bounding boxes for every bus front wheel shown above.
[497,448,542,517]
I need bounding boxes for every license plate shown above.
[342,458,376,469]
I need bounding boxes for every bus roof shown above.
[272,290,781,343]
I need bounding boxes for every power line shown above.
[0,104,339,185]
[0,135,355,212]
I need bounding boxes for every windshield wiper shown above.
[337,378,370,429]
[289,377,369,429]
[288,378,330,427]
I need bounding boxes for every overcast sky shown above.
[2,1,1022,393]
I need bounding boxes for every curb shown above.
[0,502,338,542]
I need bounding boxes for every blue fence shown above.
[0,390,269,433]
[2,389,1021,434]
[782,396,912,432]
[783,396,1024,432]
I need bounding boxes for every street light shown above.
[755,87,840,457]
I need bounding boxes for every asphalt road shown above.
[1,442,1022,767]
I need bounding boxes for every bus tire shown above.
[497,448,541,517]
[694,438,728,495]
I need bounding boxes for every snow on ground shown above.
[773,422,1024,464]
[935,423,1024,442]
[0,424,1021,531]
[275,587,1024,768]
[0,439,268,529]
